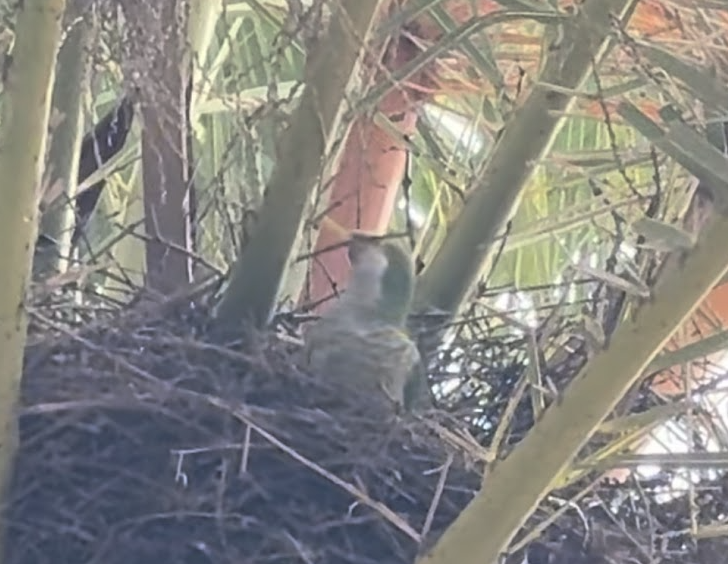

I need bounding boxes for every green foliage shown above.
[19,0,728,351]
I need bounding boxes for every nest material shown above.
[7,300,728,564]
[12,304,479,564]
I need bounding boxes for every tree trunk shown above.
[123,0,194,295]
[0,0,66,553]
[214,0,391,331]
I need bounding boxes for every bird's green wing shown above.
[351,325,417,408]
[403,354,433,412]
[303,310,430,411]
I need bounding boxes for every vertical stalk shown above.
[0,0,66,554]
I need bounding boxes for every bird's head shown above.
[343,232,415,326]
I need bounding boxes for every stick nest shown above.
[7,298,728,564]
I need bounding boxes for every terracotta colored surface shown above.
[305,36,425,305]
[307,111,418,302]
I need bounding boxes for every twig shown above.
[240,424,252,475]
[202,394,422,543]
[421,453,453,540]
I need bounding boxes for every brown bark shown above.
[123,0,194,294]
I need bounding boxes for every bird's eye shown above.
[347,241,362,264]
[347,236,370,263]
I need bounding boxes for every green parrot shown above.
[303,233,430,411]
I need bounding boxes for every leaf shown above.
[639,43,728,114]
[632,217,696,252]
[573,264,651,298]
[617,102,728,204]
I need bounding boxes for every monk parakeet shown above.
[303,233,428,411]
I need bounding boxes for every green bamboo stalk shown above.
[0,0,66,552]
[37,1,94,274]
[214,0,389,330]
[648,329,728,374]
[413,0,639,320]
[419,203,728,564]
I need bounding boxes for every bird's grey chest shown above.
[305,317,388,381]
[306,313,414,374]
